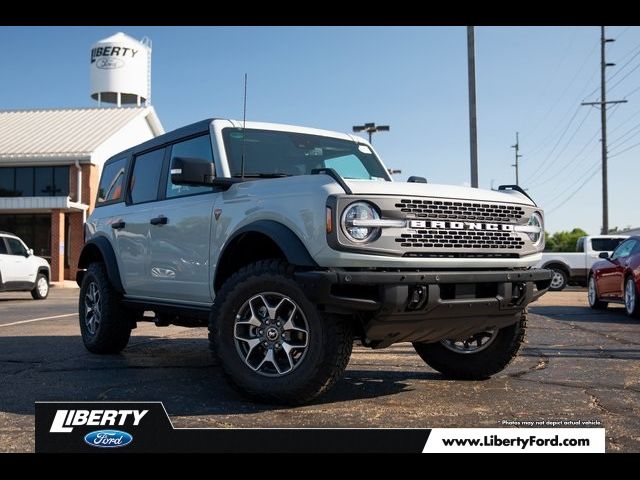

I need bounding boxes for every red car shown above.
[588,236,640,317]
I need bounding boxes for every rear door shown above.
[147,134,219,303]
[114,147,165,298]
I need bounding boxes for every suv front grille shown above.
[395,229,526,250]
[395,198,524,223]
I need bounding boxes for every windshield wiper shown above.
[232,173,292,178]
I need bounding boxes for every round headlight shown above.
[527,212,543,245]
[342,202,380,243]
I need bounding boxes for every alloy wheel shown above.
[84,282,102,335]
[234,292,309,377]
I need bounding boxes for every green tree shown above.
[544,228,589,252]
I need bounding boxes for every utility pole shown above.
[581,26,627,234]
[352,123,390,144]
[511,132,522,185]
[467,26,479,188]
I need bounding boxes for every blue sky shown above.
[1,26,639,234]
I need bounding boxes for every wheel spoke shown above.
[234,291,309,377]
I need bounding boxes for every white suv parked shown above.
[0,232,50,299]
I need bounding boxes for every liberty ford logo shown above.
[84,430,133,448]
[96,58,124,69]
[409,220,515,231]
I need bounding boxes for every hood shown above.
[343,180,535,206]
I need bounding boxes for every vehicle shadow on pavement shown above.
[0,335,440,416]
[529,305,635,324]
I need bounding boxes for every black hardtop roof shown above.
[104,118,214,165]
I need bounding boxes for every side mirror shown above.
[171,157,215,186]
[407,176,427,183]
[27,248,33,257]
[599,252,609,259]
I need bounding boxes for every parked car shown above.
[588,236,640,317]
[538,235,628,291]
[76,118,552,404]
[0,231,51,299]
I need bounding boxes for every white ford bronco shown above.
[76,119,552,404]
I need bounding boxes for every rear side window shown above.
[97,158,127,205]
[0,238,7,254]
[591,237,626,251]
[130,148,164,204]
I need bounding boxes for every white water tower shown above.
[90,32,151,107]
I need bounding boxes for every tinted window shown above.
[15,168,34,196]
[6,237,27,256]
[0,239,7,255]
[130,149,164,204]
[591,237,627,252]
[0,166,69,197]
[97,159,127,205]
[166,135,215,198]
[611,239,637,260]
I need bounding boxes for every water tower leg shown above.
[98,92,101,108]
[117,92,121,108]
[137,96,141,107]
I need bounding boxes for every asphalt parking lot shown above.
[1,286,639,452]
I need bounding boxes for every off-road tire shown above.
[30,273,49,300]
[412,312,527,379]
[79,262,131,353]
[210,259,353,405]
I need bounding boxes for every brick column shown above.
[67,212,84,281]
[50,209,65,282]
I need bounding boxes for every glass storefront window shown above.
[0,166,70,197]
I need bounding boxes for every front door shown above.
[2,236,32,284]
[599,239,637,299]
[147,134,218,303]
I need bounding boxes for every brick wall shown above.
[67,212,84,280]
[50,209,64,282]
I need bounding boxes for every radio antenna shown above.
[240,73,247,179]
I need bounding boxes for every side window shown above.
[97,159,127,205]
[130,148,165,204]
[165,135,215,198]
[611,240,637,260]
[6,237,27,256]
[0,238,7,255]
[576,237,585,252]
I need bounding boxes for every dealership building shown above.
[0,33,163,282]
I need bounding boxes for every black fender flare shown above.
[76,236,125,293]
[216,220,317,275]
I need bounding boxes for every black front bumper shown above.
[295,268,553,347]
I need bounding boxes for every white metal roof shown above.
[0,106,163,160]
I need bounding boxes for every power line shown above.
[525,106,585,183]
[526,60,599,159]
[546,163,601,214]
[609,138,640,157]
[608,61,640,92]
[523,38,598,140]
[528,128,600,189]
[608,118,640,148]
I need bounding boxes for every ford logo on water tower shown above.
[90,32,151,107]
[84,430,133,448]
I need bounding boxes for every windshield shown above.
[222,128,390,180]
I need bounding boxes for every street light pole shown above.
[352,122,390,144]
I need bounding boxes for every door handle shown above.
[150,216,168,226]
[111,221,126,230]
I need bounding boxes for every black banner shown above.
[35,402,431,453]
